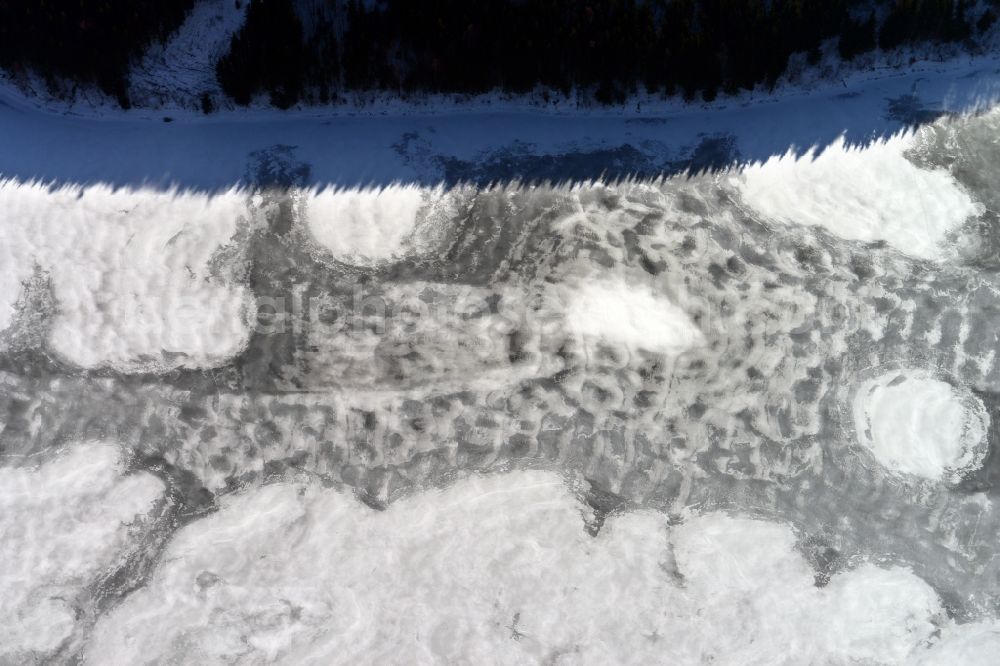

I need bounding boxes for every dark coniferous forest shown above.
[216,0,988,108]
[0,0,195,107]
[0,0,994,109]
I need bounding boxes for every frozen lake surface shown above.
[3,56,1000,663]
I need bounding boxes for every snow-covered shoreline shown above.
[3,45,1000,124]
[2,49,1000,193]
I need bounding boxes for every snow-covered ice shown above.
[0,181,253,371]
[915,620,1000,665]
[735,134,982,261]
[305,185,447,265]
[0,442,163,661]
[852,369,990,482]
[563,279,705,356]
[86,470,954,665]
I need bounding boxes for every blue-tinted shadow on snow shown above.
[0,65,999,191]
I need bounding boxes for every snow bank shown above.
[0,442,163,660]
[563,279,705,355]
[852,369,989,482]
[305,185,444,265]
[735,134,981,261]
[87,470,948,665]
[0,180,252,371]
[671,515,942,665]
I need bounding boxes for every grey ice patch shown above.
[436,141,659,185]
[0,264,57,354]
[402,134,741,185]
[245,145,311,188]
[885,93,949,126]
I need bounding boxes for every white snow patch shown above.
[0,442,163,660]
[670,515,943,665]
[735,134,982,260]
[917,620,1000,665]
[0,180,252,371]
[563,279,705,355]
[852,369,990,482]
[305,185,443,265]
[88,470,948,665]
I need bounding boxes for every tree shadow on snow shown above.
[1,67,999,192]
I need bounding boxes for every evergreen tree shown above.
[839,11,878,60]
[0,0,194,107]
[216,0,304,108]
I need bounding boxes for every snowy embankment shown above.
[128,0,248,109]
[4,0,999,120]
